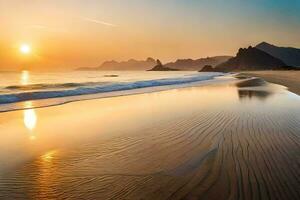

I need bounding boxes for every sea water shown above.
[0,70,223,112]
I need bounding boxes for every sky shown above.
[0,0,299,71]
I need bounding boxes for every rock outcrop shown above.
[148,60,179,71]
[215,46,288,71]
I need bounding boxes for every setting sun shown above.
[20,44,31,54]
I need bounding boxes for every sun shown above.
[20,44,31,54]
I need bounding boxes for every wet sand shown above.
[0,77,299,199]
[241,70,300,95]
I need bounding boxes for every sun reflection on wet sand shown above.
[23,101,37,140]
[34,150,58,198]
[41,150,57,162]
[21,70,30,85]
[24,109,37,130]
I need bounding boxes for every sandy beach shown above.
[241,70,300,95]
[0,76,299,199]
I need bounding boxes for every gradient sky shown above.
[0,0,299,71]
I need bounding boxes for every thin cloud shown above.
[81,17,117,27]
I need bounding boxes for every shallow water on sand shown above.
[0,77,299,199]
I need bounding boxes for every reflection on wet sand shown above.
[238,89,273,100]
[23,101,37,140]
[35,150,58,199]
[41,150,56,162]
[235,76,275,101]
[24,109,37,130]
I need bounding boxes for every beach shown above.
[242,70,300,95]
[1,0,299,199]
[0,75,299,199]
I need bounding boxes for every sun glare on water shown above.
[21,70,30,85]
[20,44,31,54]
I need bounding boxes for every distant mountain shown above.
[76,58,156,71]
[215,46,288,71]
[164,56,231,71]
[256,42,300,67]
[97,57,157,70]
[77,56,231,71]
[148,60,179,71]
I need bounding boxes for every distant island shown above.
[147,60,179,71]
[76,56,231,71]
[76,57,157,71]
[163,56,231,71]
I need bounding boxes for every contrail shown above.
[81,17,117,27]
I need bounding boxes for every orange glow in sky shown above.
[0,1,299,71]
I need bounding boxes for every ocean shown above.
[0,70,223,112]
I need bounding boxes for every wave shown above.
[4,82,108,91]
[0,73,223,105]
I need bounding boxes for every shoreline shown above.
[240,70,300,95]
